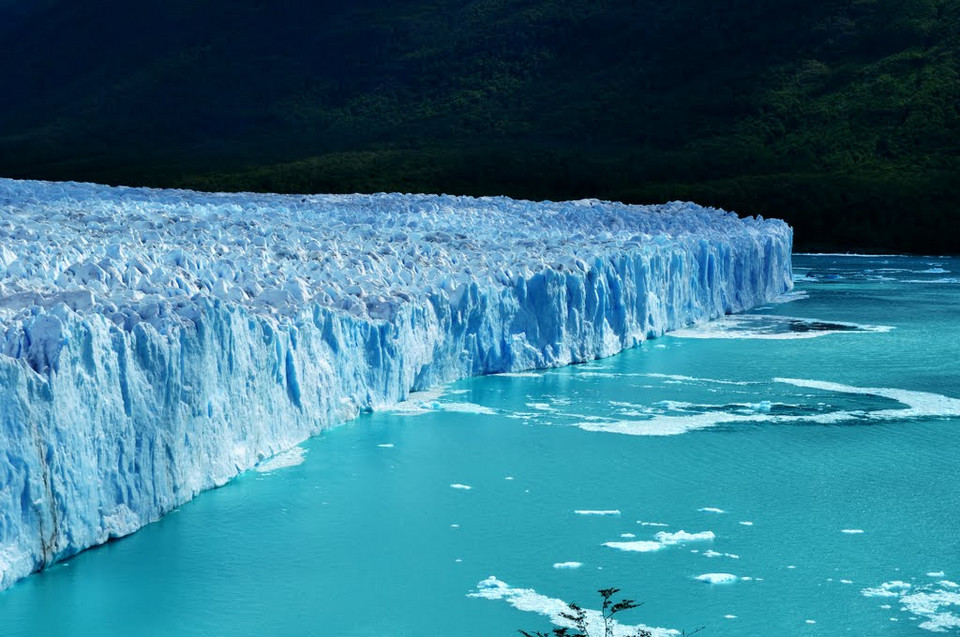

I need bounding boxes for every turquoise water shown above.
[2,254,959,636]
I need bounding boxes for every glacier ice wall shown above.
[0,178,792,590]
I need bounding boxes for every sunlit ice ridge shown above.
[0,178,792,590]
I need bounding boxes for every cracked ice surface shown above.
[0,178,792,589]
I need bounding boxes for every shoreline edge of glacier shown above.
[0,178,792,591]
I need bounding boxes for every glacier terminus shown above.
[0,178,792,590]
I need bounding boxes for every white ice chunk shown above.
[603,540,666,553]
[655,530,715,544]
[695,573,738,584]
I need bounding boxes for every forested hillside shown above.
[0,0,957,252]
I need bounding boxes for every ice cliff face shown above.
[0,178,792,590]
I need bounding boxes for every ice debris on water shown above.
[471,576,679,636]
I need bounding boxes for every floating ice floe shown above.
[604,530,714,553]
[667,314,893,340]
[657,530,716,543]
[702,550,739,559]
[470,576,679,636]
[574,376,960,437]
[527,402,556,411]
[603,540,665,553]
[696,573,738,584]
[862,579,960,633]
[494,371,547,378]
[255,446,307,473]
[642,373,752,386]
[862,581,913,597]
[384,387,496,416]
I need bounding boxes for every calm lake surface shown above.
[1,254,958,636]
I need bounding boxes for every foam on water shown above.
[469,577,679,636]
[575,510,622,516]
[450,484,473,490]
[774,378,960,420]
[552,562,582,569]
[793,253,908,258]
[642,373,752,386]
[494,372,547,378]
[904,278,960,284]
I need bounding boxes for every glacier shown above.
[0,178,792,590]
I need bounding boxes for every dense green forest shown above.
[0,0,957,252]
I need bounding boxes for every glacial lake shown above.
[1,254,958,636]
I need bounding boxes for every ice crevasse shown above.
[0,178,792,589]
